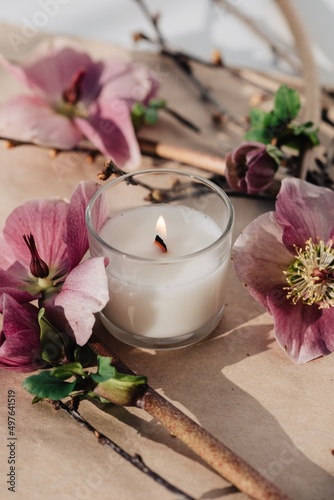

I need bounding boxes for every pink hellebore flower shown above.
[225,142,278,194]
[233,178,334,363]
[0,41,159,169]
[0,181,109,346]
[0,295,45,372]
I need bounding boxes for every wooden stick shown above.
[138,138,226,175]
[89,338,290,500]
[276,0,321,179]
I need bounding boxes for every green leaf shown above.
[265,144,283,165]
[91,356,116,383]
[290,122,320,146]
[38,308,66,364]
[245,128,270,143]
[131,102,146,131]
[23,371,76,400]
[148,98,167,109]
[248,107,268,129]
[95,372,148,406]
[32,396,44,405]
[52,362,86,380]
[274,84,300,124]
[245,108,273,144]
[74,344,97,367]
[90,356,147,406]
[131,102,145,118]
[144,107,159,125]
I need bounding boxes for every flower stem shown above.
[53,400,195,500]
[88,338,290,499]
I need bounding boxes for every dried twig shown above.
[0,135,226,176]
[53,400,195,500]
[133,0,244,128]
[89,337,290,500]
[213,0,300,73]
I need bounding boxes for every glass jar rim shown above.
[86,168,234,263]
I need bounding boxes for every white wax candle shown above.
[99,205,230,339]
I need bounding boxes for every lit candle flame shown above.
[154,215,167,252]
[156,215,167,240]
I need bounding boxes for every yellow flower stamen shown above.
[284,238,334,309]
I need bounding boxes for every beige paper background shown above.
[0,23,333,500]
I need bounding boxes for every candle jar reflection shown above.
[86,169,234,349]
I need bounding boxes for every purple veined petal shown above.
[64,181,107,270]
[3,197,69,272]
[232,141,265,164]
[54,257,109,346]
[0,267,37,309]
[0,42,95,101]
[267,290,334,363]
[232,212,294,309]
[75,98,141,170]
[0,94,83,148]
[275,177,334,251]
[0,53,35,90]
[0,295,44,372]
[245,151,277,194]
[225,151,243,192]
[98,57,160,106]
[0,233,18,270]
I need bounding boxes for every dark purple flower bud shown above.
[225,141,278,194]
[23,233,49,278]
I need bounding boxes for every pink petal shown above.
[232,212,293,309]
[0,295,44,372]
[244,150,277,194]
[232,142,265,164]
[2,197,69,271]
[75,98,141,169]
[0,267,37,307]
[275,178,334,251]
[54,258,109,346]
[64,181,107,270]
[0,42,94,101]
[267,292,334,363]
[0,95,83,148]
[98,58,159,105]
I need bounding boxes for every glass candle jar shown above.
[86,169,234,349]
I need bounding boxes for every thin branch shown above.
[133,0,244,128]
[53,400,195,500]
[135,0,165,45]
[89,338,290,500]
[213,0,300,73]
[0,136,227,176]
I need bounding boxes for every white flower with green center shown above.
[233,178,334,364]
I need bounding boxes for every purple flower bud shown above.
[225,142,278,194]
[23,233,49,278]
